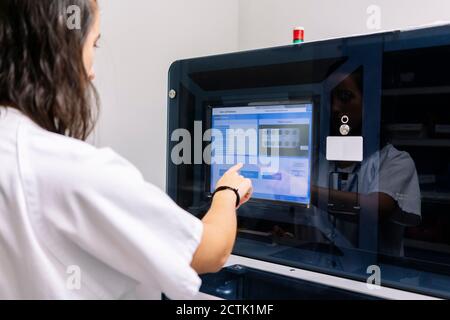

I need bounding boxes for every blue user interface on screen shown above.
[210,104,313,205]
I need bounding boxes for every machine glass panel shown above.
[167,25,450,298]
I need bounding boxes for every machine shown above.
[166,24,450,299]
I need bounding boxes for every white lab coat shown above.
[0,107,203,300]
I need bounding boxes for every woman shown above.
[0,0,253,299]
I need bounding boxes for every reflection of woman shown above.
[312,69,421,256]
[0,1,253,299]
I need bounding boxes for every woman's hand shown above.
[215,163,253,208]
[192,163,253,274]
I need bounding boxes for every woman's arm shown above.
[191,164,253,274]
[312,185,397,220]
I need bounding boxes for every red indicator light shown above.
[293,27,305,44]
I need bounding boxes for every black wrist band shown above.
[212,186,240,208]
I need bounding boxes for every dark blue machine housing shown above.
[167,25,450,299]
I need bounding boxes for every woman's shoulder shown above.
[20,115,143,187]
[380,143,415,164]
[361,143,417,178]
[23,117,101,161]
[367,143,418,176]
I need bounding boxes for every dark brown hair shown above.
[0,0,99,140]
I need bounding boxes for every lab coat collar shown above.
[0,106,41,129]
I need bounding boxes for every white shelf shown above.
[383,86,450,96]
[391,139,450,147]
[421,191,450,203]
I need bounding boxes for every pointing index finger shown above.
[228,163,243,173]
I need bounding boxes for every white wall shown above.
[94,0,450,190]
[238,0,450,50]
[94,0,239,189]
